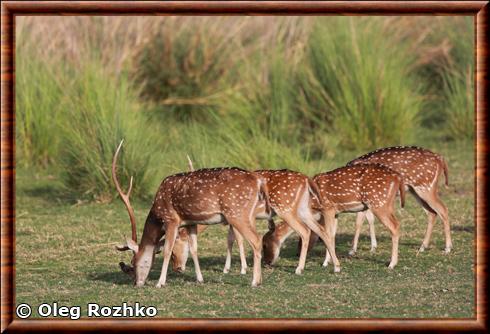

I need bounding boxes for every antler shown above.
[112,140,137,248]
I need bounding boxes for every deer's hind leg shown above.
[280,212,311,275]
[226,215,263,287]
[412,186,452,254]
[371,207,401,269]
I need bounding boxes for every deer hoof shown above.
[348,249,356,256]
[240,269,247,275]
[295,268,303,275]
[370,247,377,253]
[418,245,426,253]
[444,247,452,254]
[334,266,341,273]
[223,268,230,274]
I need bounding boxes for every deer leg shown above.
[419,209,437,253]
[224,226,248,274]
[187,225,204,283]
[156,223,179,288]
[366,210,377,252]
[223,225,235,274]
[233,227,248,275]
[372,209,400,269]
[414,188,452,253]
[228,217,262,287]
[323,218,338,265]
[349,211,366,256]
[282,213,311,275]
[300,209,340,272]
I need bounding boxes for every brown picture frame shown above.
[1,1,488,332]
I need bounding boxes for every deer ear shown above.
[126,238,139,253]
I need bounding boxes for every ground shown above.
[15,142,475,318]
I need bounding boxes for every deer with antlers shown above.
[113,141,270,287]
[171,158,340,275]
[263,163,406,269]
[301,146,451,257]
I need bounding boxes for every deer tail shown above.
[258,175,272,217]
[398,175,406,208]
[440,156,449,187]
[307,178,324,208]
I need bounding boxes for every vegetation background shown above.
[15,16,474,318]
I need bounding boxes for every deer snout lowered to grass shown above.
[112,140,270,287]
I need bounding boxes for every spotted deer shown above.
[171,160,340,275]
[170,157,251,275]
[113,141,270,287]
[255,169,340,274]
[346,146,451,254]
[263,164,406,269]
[304,146,451,256]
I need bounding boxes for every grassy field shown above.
[15,141,475,318]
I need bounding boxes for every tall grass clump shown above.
[439,17,474,140]
[60,62,162,201]
[16,44,67,167]
[210,45,314,173]
[302,17,422,150]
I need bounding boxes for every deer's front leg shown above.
[349,212,365,256]
[233,227,248,274]
[366,210,377,252]
[156,223,179,288]
[187,225,204,283]
[320,210,340,272]
[323,217,338,266]
[224,225,235,274]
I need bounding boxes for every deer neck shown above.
[139,210,164,248]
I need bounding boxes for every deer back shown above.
[313,164,403,211]
[347,146,447,190]
[151,168,265,223]
[255,169,318,215]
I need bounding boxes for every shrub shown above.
[132,19,241,122]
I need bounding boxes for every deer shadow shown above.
[88,255,247,286]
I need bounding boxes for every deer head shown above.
[113,140,163,286]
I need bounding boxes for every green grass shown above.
[15,142,475,318]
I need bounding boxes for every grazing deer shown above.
[255,169,340,274]
[113,141,270,287]
[263,164,405,269]
[347,146,451,254]
[171,159,340,275]
[169,157,252,275]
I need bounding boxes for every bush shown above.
[132,19,241,122]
